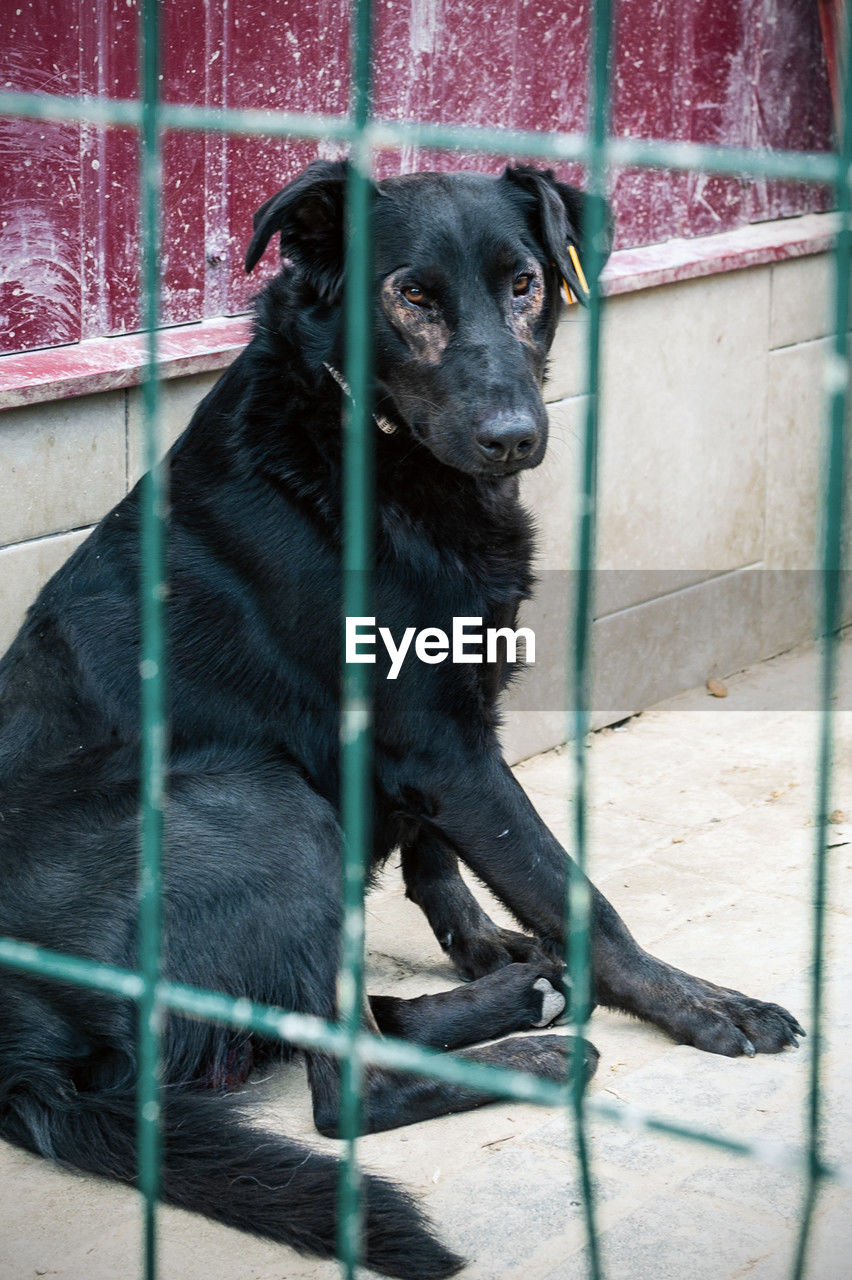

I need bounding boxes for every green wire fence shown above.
[0,2,849,1278]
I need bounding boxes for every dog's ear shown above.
[244,159,351,298]
[502,165,613,305]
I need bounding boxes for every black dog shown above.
[0,163,803,1278]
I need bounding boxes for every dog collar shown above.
[323,363,397,435]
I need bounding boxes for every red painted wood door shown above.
[0,0,832,356]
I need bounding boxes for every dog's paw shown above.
[447,925,550,982]
[463,960,568,1031]
[664,972,804,1056]
[470,1033,600,1085]
[532,976,566,1027]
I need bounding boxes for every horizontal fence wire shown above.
[2,933,850,1190]
[0,89,843,182]
[0,5,848,1279]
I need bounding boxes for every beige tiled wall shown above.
[502,254,851,760]
[125,372,218,487]
[0,528,93,652]
[0,391,127,549]
[0,253,848,764]
[0,375,218,654]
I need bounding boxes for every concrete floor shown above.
[2,636,850,1280]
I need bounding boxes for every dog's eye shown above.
[402,284,426,306]
[513,273,533,297]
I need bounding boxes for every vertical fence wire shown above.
[567,1,613,1277]
[792,9,851,1277]
[337,0,376,1273]
[137,1,166,1277]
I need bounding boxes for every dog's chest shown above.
[377,520,529,636]
[377,482,533,616]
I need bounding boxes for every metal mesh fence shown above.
[0,1,849,1277]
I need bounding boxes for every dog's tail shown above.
[0,1083,463,1279]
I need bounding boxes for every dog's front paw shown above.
[664,971,804,1056]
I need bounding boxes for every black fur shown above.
[0,163,803,1277]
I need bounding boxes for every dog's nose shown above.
[475,414,540,464]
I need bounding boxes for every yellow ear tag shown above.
[562,279,577,305]
[567,243,590,298]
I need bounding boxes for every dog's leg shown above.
[401,828,549,980]
[307,1031,597,1138]
[369,961,567,1048]
[309,962,595,1137]
[421,753,804,1057]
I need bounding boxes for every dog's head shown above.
[245,160,611,478]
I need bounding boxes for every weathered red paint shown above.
[0,0,84,353]
[0,316,251,408]
[1,210,836,411]
[0,0,834,358]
